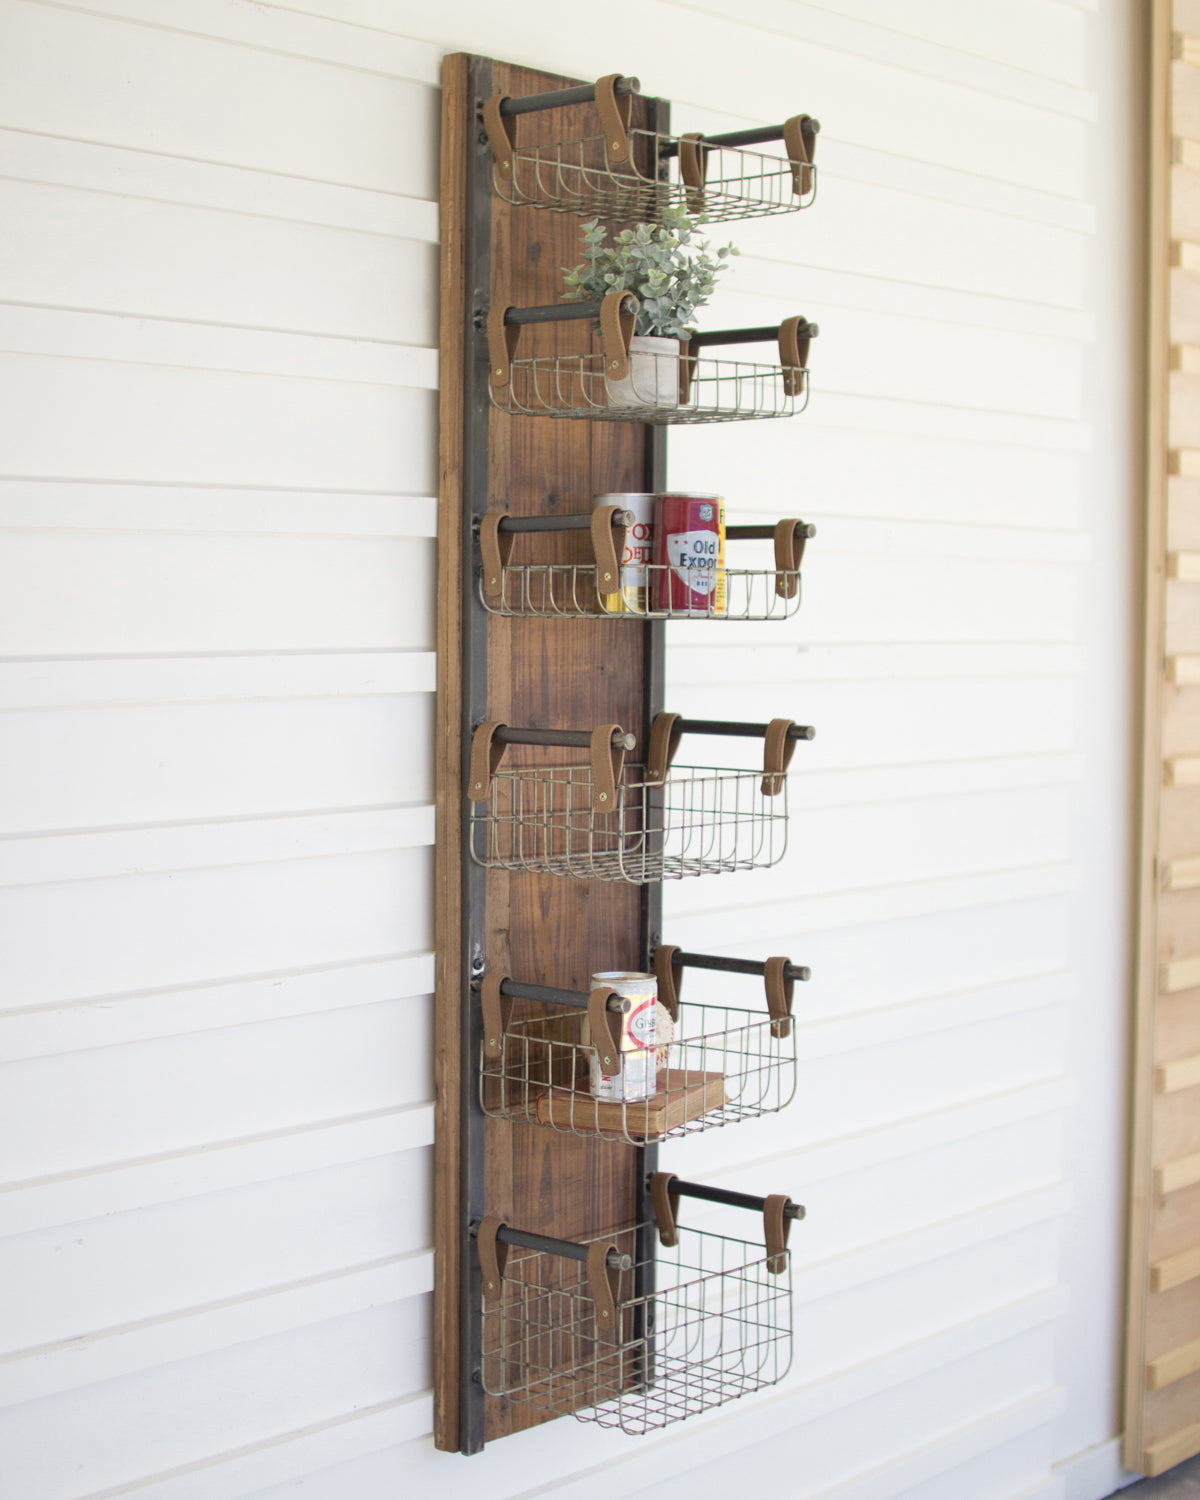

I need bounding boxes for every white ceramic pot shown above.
[605,334,681,411]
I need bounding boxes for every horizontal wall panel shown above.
[0,354,437,491]
[0,998,432,1186]
[0,1148,430,1357]
[0,848,432,1008]
[0,1,440,197]
[0,180,439,343]
[0,695,433,832]
[0,534,435,655]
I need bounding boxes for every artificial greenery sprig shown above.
[561,209,738,340]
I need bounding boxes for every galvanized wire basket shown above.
[478,507,813,620]
[467,715,808,885]
[479,948,803,1144]
[478,1178,798,1434]
[483,75,818,226]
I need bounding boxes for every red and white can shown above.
[652,492,726,615]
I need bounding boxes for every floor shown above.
[1116,1456,1200,1497]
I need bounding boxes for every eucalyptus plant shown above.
[561,209,738,340]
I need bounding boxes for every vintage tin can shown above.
[652,492,726,615]
[587,971,658,1102]
[594,492,655,613]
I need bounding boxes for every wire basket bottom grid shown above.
[481,1225,793,1435]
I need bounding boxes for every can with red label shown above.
[652,492,726,615]
[586,971,658,1102]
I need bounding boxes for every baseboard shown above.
[1054,1438,1142,1500]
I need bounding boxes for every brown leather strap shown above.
[468,720,508,802]
[481,971,513,1056]
[763,1195,792,1275]
[482,94,517,180]
[590,724,626,812]
[645,711,683,785]
[652,944,682,1022]
[590,505,626,596]
[763,956,794,1040]
[773,518,808,600]
[586,1241,621,1329]
[779,315,811,399]
[680,131,707,212]
[480,512,514,597]
[650,1171,681,1246]
[762,717,797,796]
[594,74,632,167]
[782,113,816,197]
[478,1216,509,1302]
[678,336,696,404]
[588,985,622,1075]
[599,291,636,383]
[488,304,520,388]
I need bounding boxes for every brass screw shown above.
[598,792,608,801]
[474,781,483,790]
[495,368,503,377]
[487,1280,494,1290]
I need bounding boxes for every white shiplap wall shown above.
[0,2,1140,1498]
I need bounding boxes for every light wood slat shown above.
[1166,856,1200,890]
[1163,954,1200,991]
[1168,654,1200,683]
[1166,756,1200,785]
[1149,1335,1200,1390]
[1170,551,1200,578]
[1156,1150,1200,1194]
[1169,450,1200,477]
[1159,1054,1200,1092]
[1146,1418,1200,1477]
[1152,1243,1200,1292]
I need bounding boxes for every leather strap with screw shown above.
[587,1240,621,1329]
[678,335,696,405]
[488,304,520,389]
[762,717,797,796]
[478,1216,509,1303]
[763,956,794,1040]
[588,984,622,1076]
[782,114,816,197]
[480,512,514,598]
[679,131,707,213]
[590,723,626,812]
[481,971,513,1057]
[645,711,683,786]
[599,291,636,384]
[652,944,682,1022]
[594,73,633,168]
[468,721,508,802]
[650,1171,681,1247]
[590,505,626,597]
[482,94,517,182]
[778,316,812,400]
[773,518,810,600]
[763,1195,793,1276]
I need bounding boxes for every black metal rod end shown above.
[794,725,816,741]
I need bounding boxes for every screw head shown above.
[474,781,483,790]
[487,1280,494,1290]
[494,368,503,377]
[598,791,608,801]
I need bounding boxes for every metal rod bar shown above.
[726,522,817,542]
[496,76,640,118]
[499,979,588,1010]
[688,323,817,350]
[496,510,632,534]
[502,301,602,326]
[676,718,815,742]
[674,951,810,982]
[495,1225,633,1271]
[492,726,636,750]
[668,1178,805,1221]
[658,119,820,155]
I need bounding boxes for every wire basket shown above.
[467,715,805,885]
[483,78,818,226]
[479,950,801,1144]
[489,347,808,424]
[478,508,813,621]
[492,128,816,223]
[479,1214,794,1433]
